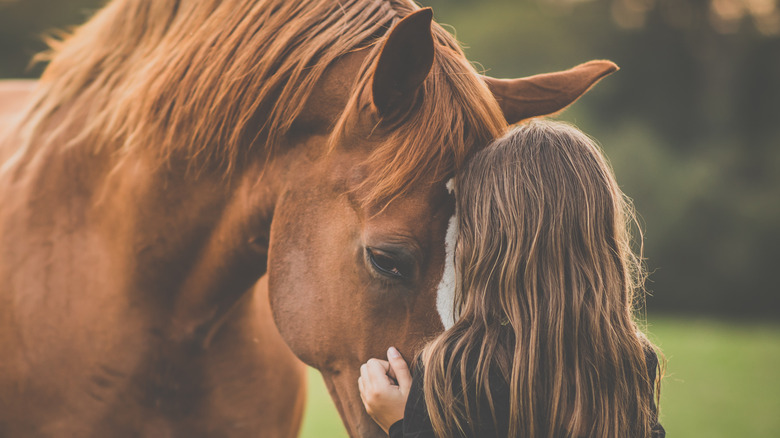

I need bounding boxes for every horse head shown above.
[264,8,616,437]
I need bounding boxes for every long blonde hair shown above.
[422,120,662,437]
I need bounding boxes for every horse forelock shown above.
[333,21,507,210]
[16,0,505,201]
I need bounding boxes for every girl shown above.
[358,120,664,437]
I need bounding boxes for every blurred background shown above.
[1,0,778,436]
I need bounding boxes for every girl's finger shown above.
[367,358,390,372]
[366,359,397,390]
[366,358,391,381]
[387,347,412,392]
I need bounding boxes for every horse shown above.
[0,1,617,437]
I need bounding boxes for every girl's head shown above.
[456,119,643,336]
[424,120,660,437]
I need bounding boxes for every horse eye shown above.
[366,248,406,279]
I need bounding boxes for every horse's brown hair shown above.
[422,120,663,437]
[13,0,504,206]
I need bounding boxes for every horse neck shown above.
[0,115,291,344]
[99,149,292,344]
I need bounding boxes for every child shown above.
[359,120,664,437]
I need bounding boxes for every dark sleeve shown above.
[390,362,437,438]
[388,420,404,438]
[645,349,666,438]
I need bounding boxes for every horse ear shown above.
[371,8,435,116]
[482,60,619,125]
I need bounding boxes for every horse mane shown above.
[16,0,505,206]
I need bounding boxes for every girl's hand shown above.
[358,346,412,434]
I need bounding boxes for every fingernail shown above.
[388,346,400,359]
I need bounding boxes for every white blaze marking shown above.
[436,179,458,329]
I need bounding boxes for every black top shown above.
[388,349,665,438]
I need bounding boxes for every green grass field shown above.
[298,316,780,438]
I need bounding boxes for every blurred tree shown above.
[423,0,780,318]
[0,0,106,77]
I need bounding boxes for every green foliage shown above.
[420,0,780,318]
[0,0,107,77]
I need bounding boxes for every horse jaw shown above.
[321,369,386,438]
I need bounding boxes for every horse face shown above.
[267,154,452,437]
